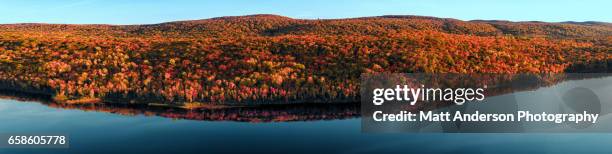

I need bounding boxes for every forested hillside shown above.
[0,14,609,106]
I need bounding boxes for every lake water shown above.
[0,76,611,154]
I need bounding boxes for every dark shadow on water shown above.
[0,88,360,122]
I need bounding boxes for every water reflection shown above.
[0,73,609,123]
[48,103,360,122]
[0,90,359,122]
[362,73,612,112]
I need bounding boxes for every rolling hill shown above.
[0,14,609,106]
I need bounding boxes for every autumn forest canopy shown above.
[0,14,609,106]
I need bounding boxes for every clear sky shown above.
[0,0,610,25]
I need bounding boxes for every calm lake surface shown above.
[1,76,611,154]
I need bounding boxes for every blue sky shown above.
[0,0,610,24]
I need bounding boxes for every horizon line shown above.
[0,14,610,26]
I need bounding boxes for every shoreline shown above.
[0,73,609,109]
